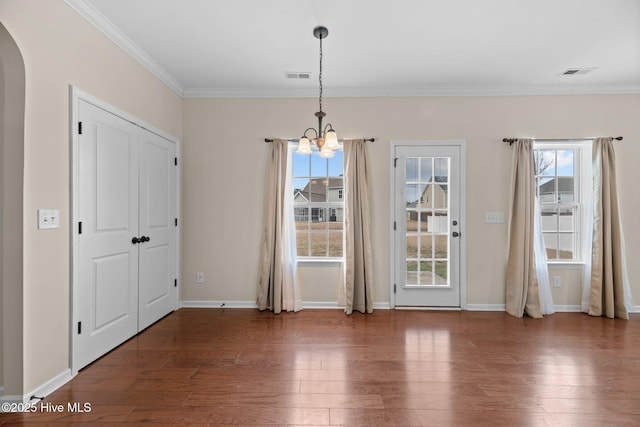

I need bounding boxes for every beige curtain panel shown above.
[343,139,374,314]
[257,139,300,313]
[505,139,543,318]
[588,137,629,319]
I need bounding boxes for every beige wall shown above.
[182,95,640,309]
[0,0,182,394]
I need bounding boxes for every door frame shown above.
[389,140,467,309]
[69,86,180,375]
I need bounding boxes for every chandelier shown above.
[296,26,339,158]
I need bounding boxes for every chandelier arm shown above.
[318,31,323,113]
[302,127,319,139]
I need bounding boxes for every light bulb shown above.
[296,137,312,155]
[324,129,339,150]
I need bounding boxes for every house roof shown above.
[297,178,343,202]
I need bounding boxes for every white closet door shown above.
[138,129,177,330]
[77,100,139,368]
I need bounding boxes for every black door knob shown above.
[141,235,150,242]
[452,231,460,237]
[132,236,140,244]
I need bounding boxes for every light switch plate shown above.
[38,209,60,229]
[485,212,505,224]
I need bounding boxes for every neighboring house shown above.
[294,177,344,222]
[407,180,448,232]
[537,177,575,203]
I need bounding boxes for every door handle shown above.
[452,231,461,237]
[140,235,150,243]
[132,236,141,244]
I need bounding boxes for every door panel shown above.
[394,145,462,307]
[78,100,139,368]
[138,131,177,330]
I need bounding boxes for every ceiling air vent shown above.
[561,67,597,76]
[285,71,311,80]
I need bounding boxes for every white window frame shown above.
[533,141,588,265]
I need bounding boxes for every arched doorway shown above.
[0,21,25,400]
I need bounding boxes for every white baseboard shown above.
[553,305,582,312]
[181,300,257,309]
[0,369,72,404]
[181,300,391,311]
[466,304,506,311]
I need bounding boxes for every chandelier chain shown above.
[319,33,323,113]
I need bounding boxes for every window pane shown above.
[406,184,426,208]
[406,157,418,181]
[537,177,555,202]
[558,207,575,232]
[311,155,326,176]
[295,207,309,227]
[434,184,448,209]
[557,149,574,176]
[434,235,448,259]
[294,178,310,201]
[557,177,574,202]
[429,213,448,233]
[419,234,432,259]
[558,234,575,259]
[536,150,556,176]
[296,231,309,257]
[540,208,558,232]
[292,154,309,176]
[308,179,327,202]
[328,232,343,257]
[310,233,327,257]
[420,157,433,182]
[407,235,418,258]
[328,151,343,176]
[434,261,448,284]
[543,233,558,259]
[434,158,448,182]
[406,212,419,231]
[406,261,419,285]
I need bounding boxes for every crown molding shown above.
[65,0,184,96]
[183,84,640,99]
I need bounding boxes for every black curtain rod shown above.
[265,138,375,143]
[502,136,623,146]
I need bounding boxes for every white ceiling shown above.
[67,0,640,98]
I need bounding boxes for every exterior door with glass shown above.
[393,144,463,307]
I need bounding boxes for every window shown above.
[534,143,583,262]
[292,146,344,258]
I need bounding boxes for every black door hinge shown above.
[174,218,178,226]
[77,321,82,334]
[174,279,177,288]
[174,157,178,166]
[394,284,397,294]
[78,122,83,135]
[394,221,396,231]
[78,222,83,234]
[394,157,398,167]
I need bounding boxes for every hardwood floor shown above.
[2,308,639,426]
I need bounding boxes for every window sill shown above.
[297,258,343,267]
[547,261,585,269]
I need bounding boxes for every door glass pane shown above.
[434,185,448,209]
[406,261,419,285]
[434,235,448,259]
[419,234,432,259]
[406,158,418,181]
[420,158,433,182]
[407,235,418,258]
[434,158,448,182]
[434,261,448,284]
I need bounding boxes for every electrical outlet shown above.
[553,276,562,288]
[196,272,205,284]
